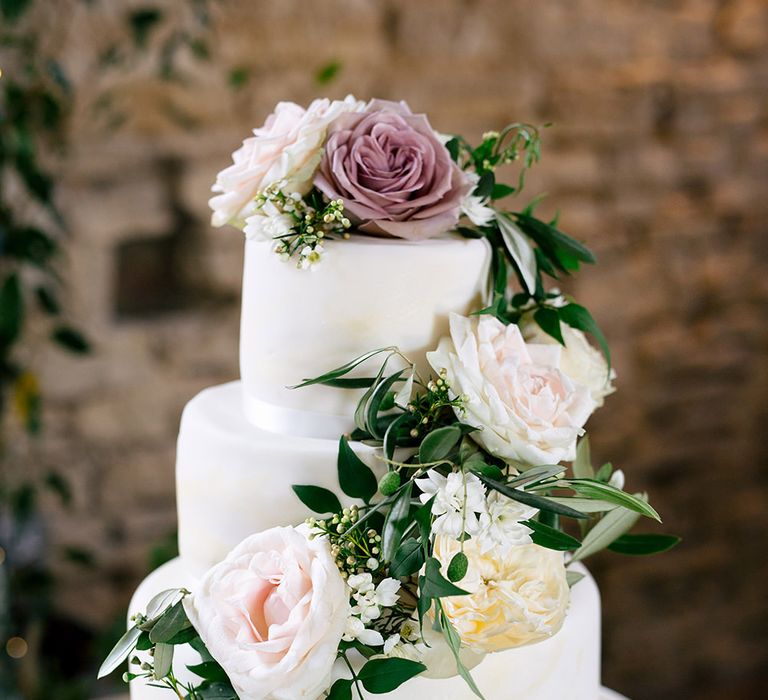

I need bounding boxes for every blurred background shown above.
[1,1,766,699]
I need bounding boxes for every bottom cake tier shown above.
[128,557,605,700]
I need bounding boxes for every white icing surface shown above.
[129,558,602,700]
[239,234,491,438]
[177,381,386,576]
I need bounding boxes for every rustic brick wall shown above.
[17,1,768,698]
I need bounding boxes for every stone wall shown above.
[16,1,768,698]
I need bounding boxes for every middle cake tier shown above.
[177,380,387,575]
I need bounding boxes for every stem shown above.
[341,652,364,700]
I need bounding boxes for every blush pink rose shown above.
[427,313,597,466]
[315,99,472,240]
[183,526,349,700]
[209,96,364,227]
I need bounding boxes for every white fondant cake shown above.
[129,558,602,700]
[240,235,491,437]
[127,232,610,699]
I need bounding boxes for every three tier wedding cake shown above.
[99,97,676,700]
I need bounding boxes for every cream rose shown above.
[427,313,596,466]
[522,319,616,407]
[434,537,569,653]
[209,95,364,227]
[183,526,349,700]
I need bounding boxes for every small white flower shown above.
[373,578,401,607]
[343,615,384,646]
[243,202,295,241]
[460,171,495,226]
[348,573,374,593]
[415,470,487,539]
[478,492,537,553]
[383,634,401,655]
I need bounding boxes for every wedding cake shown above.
[101,97,675,700]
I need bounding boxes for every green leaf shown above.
[326,678,353,700]
[153,642,174,680]
[0,273,24,348]
[358,657,427,693]
[571,503,641,563]
[496,213,537,294]
[558,303,610,369]
[566,570,585,587]
[491,183,516,200]
[474,171,495,199]
[507,464,564,489]
[187,661,229,682]
[419,426,462,464]
[145,589,183,621]
[514,213,596,264]
[464,458,504,481]
[523,520,581,551]
[445,137,460,162]
[390,538,424,578]
[291,485,342,515]
[365,369,405,438]
[563,479,661,522]
[479,475,589,520]
[533,307,564,345]
[438,605,485,699]
[315,60,342,85]
[595,462,613,482]
[149,601,191,643]
[546,497,617,513]
[293,348,396,388]
[381,482,413,562]
[421,558,469,599]
[447,551,469,582]
[607,534,681,556]
[97,625,141,678]
[337,436,378,503]
[51,326,91,354]
[572,435,594,479]
[415,496,434,543]
[194,682,238,699]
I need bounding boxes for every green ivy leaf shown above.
[421,557,469,599]
[291,485,342,515]
[607,533,681,556]
[358,657,427,693]
[557,303,610,369]
[51,326,91,354]
[522,519,581,551]
[390,538,424,578]
[533,307,564,345]
[337,436,377,503]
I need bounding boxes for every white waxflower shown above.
[460,171,495,226]
[415,470,487,539]
[343,615,384,646]
[373,577,401,607]
[243,199,295,241]
[478,492,537,554]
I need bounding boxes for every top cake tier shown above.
[240,234,491,438]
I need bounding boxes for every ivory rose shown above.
[315,99,471,240]
[210,96,364,227]
[427,313,596,466]
[433,536,570,652]
[522,319,616,407]
[183,526,349,700]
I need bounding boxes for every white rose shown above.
[434,537,569,653]
[183,526,349,700]
[210,95,364,227]
[427,313,596,466]
[522,319,616,407]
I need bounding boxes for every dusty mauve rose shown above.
[427,313,596,466]
[315,99,471,240]
[183,526,349,700]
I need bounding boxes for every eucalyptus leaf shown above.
[419,426,462,464]
[607,533,680,556]
[479,475,588,520]
[571,504,641,563]
[563,479,661,522]
[97,625,141,678]
[153,642,174,680]
[145,589,183,621]
[496,213,537,294]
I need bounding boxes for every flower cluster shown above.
[343,573,402,647]
[307,507,384,577]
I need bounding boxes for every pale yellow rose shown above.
[433,536,569,653]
